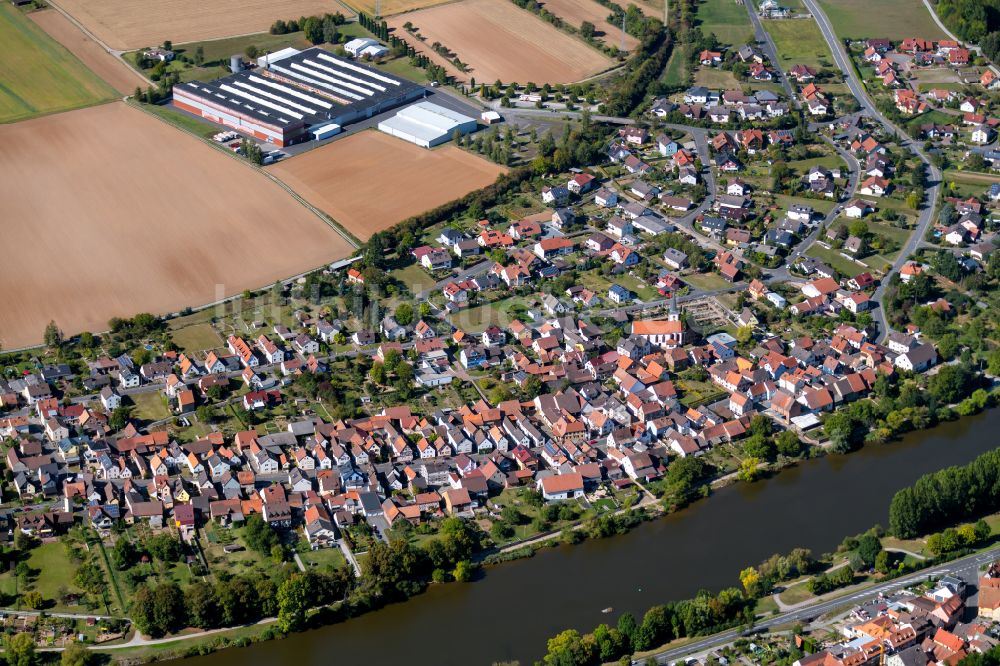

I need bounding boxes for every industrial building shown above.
[377,101,478,148]
[172,47,423,147]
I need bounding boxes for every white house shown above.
[540,473,584,501]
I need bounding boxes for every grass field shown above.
[662,49,687,86]
[387,0,613,84]
[0,102,352,349]
[0,542,85,611]
[762,18,834,69]
[55,0,340,50]
[807,245,868,278]
[29,9,147,95]
[169,322,223,353]
[685,272,734,291]
[0,3,116,123]
[129,392,172,423]
[694,67,741,88]
[451,298,525,332]
[817,0,946,40]
[696,0,754,46]
[269,130,505,242]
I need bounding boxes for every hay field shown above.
[29,9,147,95]
[0,103,352,349]
[52,0,339,50]
[0,3,116,123]
[538,0,639,50]
[269,131,505,241]
[817,0,946,40]
[388,0,613,84]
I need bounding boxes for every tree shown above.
[185,582,219,629]
[453,560,473,582]
[61,642,92,666]
[580,20,596,39]
[543,629,595,666]
[738,457,761,482]
[856,534,882,567]
[277,574,312,632]
[740,566,763,596]
[736,325,754,345]
[394,302,414,326]
[44,320,63,349]
[111,537,138,570]
[22,590,44,609]
[147,533,183,562]
[6,633,37,666]
[775,430,802,457]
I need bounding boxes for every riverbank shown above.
[104,407,999,666]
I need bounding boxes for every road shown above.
[741,1,797,103]
[802,0,942,342]
[642,546,1000,664]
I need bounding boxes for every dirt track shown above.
[0,103,352,349]
[53,0,338,50]
[269,131,505,241]
[29,9,147,95]
[388,0,613,84]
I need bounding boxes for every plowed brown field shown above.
[0,103,352,349]
[53,0,338,50]
[269,130,505,241]
[388,0,613,84]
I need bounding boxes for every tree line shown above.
[889,446,1000,538]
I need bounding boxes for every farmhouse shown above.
[378,101,478,148]
[173,48,423,146]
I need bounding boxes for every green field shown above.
[762,18,834,69]
[136,100,219,138]
[817,0,946,40]
[807,245,868,277]
[170,322,223,353]
[0,3,117,123]
[662,49,687,86]
[696,0,754,46]
[0,542,85,611]
[129,391,172,423]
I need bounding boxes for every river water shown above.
[179,409,1000,666]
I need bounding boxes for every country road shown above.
[802,0,942,343]
[641,547,1000,664]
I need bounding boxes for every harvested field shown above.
[342,0,452,16]
[387,0,613,84]
[0,3,116,123]
[52,0,339,50]
[29,9,147,95]
[538,0,639,50]
[269,130,506,241]
[0,103,352,349]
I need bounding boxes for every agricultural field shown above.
[29,9,147,95]
[538,0,640,50]
[762,18,835,69]
[387,0,614,84]
[54,0,339,50]
[0,102,352,349]
[0,3,117,123]
[343,0,453,16]
[696,0,753,47]
[269,130,505,242]
[816,0,946,40]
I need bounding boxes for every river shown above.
[178,409,1000,666]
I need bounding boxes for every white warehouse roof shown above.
[377,101,477,147]
[256,47,300,68]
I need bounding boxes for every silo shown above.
[230,55,243,73]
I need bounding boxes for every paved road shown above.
[642,547,1000,664]
[802,0,942,342]
[742,2,797,103]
